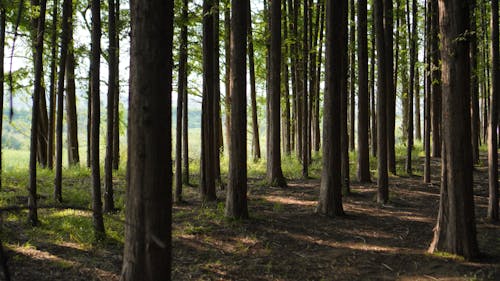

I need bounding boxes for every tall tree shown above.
[175,0,189,203]
[200,0,217,201]
[66,30,79,165]
[428,0,479,260]
[248,5,261,160]
[349,0,355,151]
[113,0,120,171]
[488,0,499,221]
[225,0,249,219]
[370,5,377,157]
[121,0,173,278]
[375,0,388,203]
[357,0,370,182]
[423,0,431,183]
[406,0,418,174]
[104,0,117,212]
[430,0,441,158]
[90,0,105,238]
[28,0,47,225]
[267,0,287,187]
[54,0,71,203]
[47,0,58,170]
[318,0,345,216]
[302,0,310,178]
[470,0,480,164]
[385,0,396,175]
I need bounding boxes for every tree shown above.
[175,0,189,203]
[248,4,261,161]
[267,0,287,187]
[470,0,480,164]
[47,0,58,170]
[375,0,388,203]
[90,0,105,238]
[200,0,217,201]
[28,0,47,225]
[406,0,418,175]
[104,0,117,212]
[113,0,120,171]
[357,0,370,182]
[430,0,441,158]
[428,0,479,260]
[121,0,173,278]
[423,0,431,183]
[488,0,499,221]
[349,0,355,152]
[54,0,71,203]
[385,0,396,175]
[66,24,79,166]
[318,0,345,216]
[225,0,249,219]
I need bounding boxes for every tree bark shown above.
[201,0,217,201]
[375,0,388,203]
[424,0,431,183]
[248,5,261,161]
[28,0,47,225]
[406,0,417,175]
[112,0,120,170]
[47,0,58,170]
[349,0,355,152]
[302,0,310,178]
[385,0,396,175]
[175,0,189,203]
[66,24,79,167]
[430,0,441,158]
[357,0,370,182]
[318,0,345,217]
[225,0,249,219]
[90,0,105,238]
[121,0,173,278]
[428,0,479,260]
[370,6,377,158]
[470,0,480,164]
[104,0,117,212]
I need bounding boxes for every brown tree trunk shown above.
[370,6,377,158]
[213,0,222,188]
[248,5,261,161]
[225,0,249,219]
[406,0,417,175]
[47,0,58,170]
[28,0,47,225]
[424,0,431,183]
[430,0,441,158]
[375,0,389,203]
[488,0,499,221]
[224,0,231,157]
[201,0,217,201]
[428,0,479,260]
[175,0,189,203]
[415,66,421,141]
[267,0,287,187]
[318,0,345,217]
[349,0,355,152]
[385,0,396,175]
[121,0,173,278]
[104,0,117,212]
[66,49,79,166]
[314,0,325,152]
[302,0,310,178]
[357,0,370,182]
[112,0,120,170]
[90,0,105,238]
[54,0,71,203]
[470,0,480,164]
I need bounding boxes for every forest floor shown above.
[0,154,499,280]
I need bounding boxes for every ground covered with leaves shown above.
[0,153,499,280]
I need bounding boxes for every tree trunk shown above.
[424,0,431,183]
[302,0,310,178]
[375,0,388,203]
[121,0,173,278]
[66,13,79,167]
[357,0,370,182]
[314,0,325,152]
[90,0,105,238]
[283,0,292,155]
[175,0,189,203]
[430,0,441,158]
[200,0,217,201]
[406,0,417,175]
[213,0,223,188]
[341,0,350,195]
[428,0,479,260]
[385,0,396,175]
[370,6,377,158]
[318,0,345,217]
[349,0,355,152]
[28,0,47,225]
[248,5,261,161]
[470,0,480,164]
[47,0,58,170]
[112,0,120,170]
[224,0,231,158]
[415,65,421,141]
[225,0,249,219]
[54,0,71,203]
[488,0,499,221]
[104,0,117,212]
